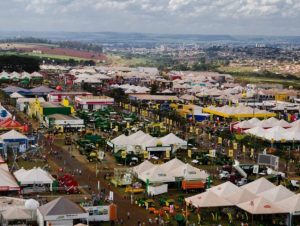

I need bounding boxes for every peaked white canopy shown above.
[132,160,155,175]
[237,197,287,215]
[138,165,174,184]
[160,158,185,172]
[0,130,28,140]
[10,92,24,99]
[241,177,276,195]
[209,181,240,198]
[172,163,209,181]
[276,194,300,214]
[160,133,187,147]
[225,189,258,204]
[14,167,54,185]
[259,185,294,202]
[185,191,233,208]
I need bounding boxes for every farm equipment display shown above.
[58,174,80,194]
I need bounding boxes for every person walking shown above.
[127,211,130,220]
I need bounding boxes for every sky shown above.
[1,0,300,36]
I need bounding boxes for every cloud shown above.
[5,0,300,35]
[13,0,300,18]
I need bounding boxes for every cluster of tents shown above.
[203,105,276,118]
[0,71,43,81]
[186,178,300,224]
[14,167,55,192]
[109,130,187,153]
[233,117,300,142]
[110,84,150,94]
[132,158,209,184]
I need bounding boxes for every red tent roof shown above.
[0,118,23,129]
[0,118,11,126]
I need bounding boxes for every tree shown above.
[150,84,159,95]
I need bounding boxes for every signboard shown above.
[257,153,279,170]
[84,205,110,222]
[218,137,222,144]
[121,151,127,159]
[109,191,114,201]
[233,142,238,150]
[98,151,104,160]
[253,165,259,174]
[143,151,148,159]
[146,146,172,152]
[209,149,216,158]
[228,149,234,158]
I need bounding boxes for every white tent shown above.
[1,207,31,221]
[274,119,291,128]
[138,165,174,184]
[263,126,289,141]
[259,117,279,128]
[0,168,20,191]
[234,120,255,130]
[241,177,275,195]
[276,194,300,214]
[0,130,28,140]
[160,133,187,148]
[14,168,27,178]
[237,197,287,214]
[225,189,257,204]
[185,191,233,208]
[286,126,300,141]
[172,163,209,181]
[10,92,24,99]
[209,181,240,198]
[248,118,261,125]
[14,167,54,187]
[244,127,266,137]
[291,120,300,128]
[128,130,147,141]
[160,158,185,172]
[259,185,295,202]
[132,160,155,175]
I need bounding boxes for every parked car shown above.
[219,171,230,180]
[237,178,248,186]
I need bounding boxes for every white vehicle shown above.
[237,178,248,186]
[219,171,230,180]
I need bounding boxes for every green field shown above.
[0,51,86,61]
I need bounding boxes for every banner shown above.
[228,149,234,157]
[188,149,192,158]
[208,133,211,140]
[166,150,170,159]
[242,145,246,153]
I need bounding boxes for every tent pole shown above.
[289,213,292,226]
